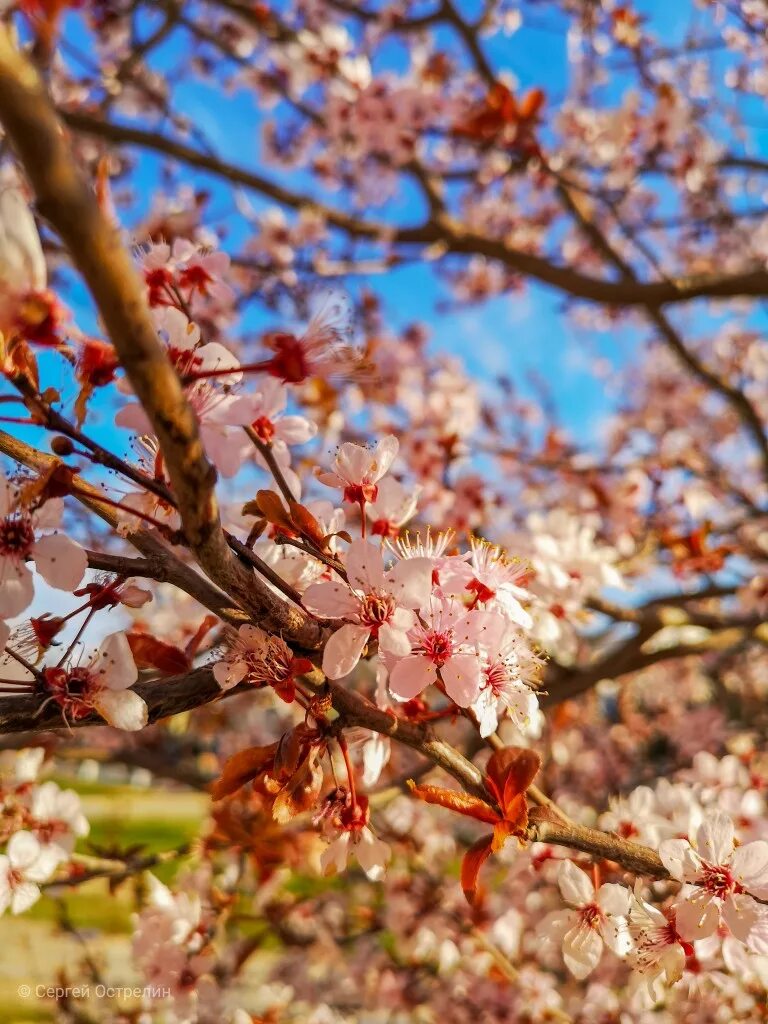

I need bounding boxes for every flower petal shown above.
[558,859,594,908]
[389,655,435,701]
[441,653,481,707]
[322,623,370,679]
[32,533,87,592]
[696,811,734,866]
[93,689,148,731]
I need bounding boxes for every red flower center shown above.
[420,629,454,667]
[251,415,276,444]
[701,863,739,899]
[0,516,35,559]
[361,591,396,632]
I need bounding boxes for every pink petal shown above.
[385,557,432,610]
[441,653,481,707]
[322,623,370,679]
[213,659,248,691]
[345,539,385,592]
[673,888,720,941]
[303,580,360,619]
[378,622,412,658]
[32,533,87,592]
[389,655,436,701]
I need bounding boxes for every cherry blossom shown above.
[660,811,768,943]
[316,436,399,508]
[43,632,147,731]
[29,780,89,864]
[542,859,631,979]
[628,892,689,995]
[388,597,483,707]
[0,831,58,915]
[0,470,87,618]
[303,539,432,679]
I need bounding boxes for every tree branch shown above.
[0,29,321,648]
[59,109,768,308]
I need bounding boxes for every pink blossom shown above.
[367,477,420,538]
[30,781,89,864]
[388,597,483,707]
[443,538,533,628]
[0,472,87,619]
[321,825,391,881]
[628,891,689,994]
[44,632,147,731]
[0,831,59,915]
[317,436,399,506]
[541,859,631,979]
[660,811,768,942]
[303,539,432,679]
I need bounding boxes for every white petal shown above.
[722,892,765,943]
[696,811,734,866]
[10,881,41,915]
[562,922,603,979]
[558,859,594,908]
[658,838,693,881]
[89,632,138,691]
[731,841,768,899]
[440,654,481,708]
[322,623,370,679]
[93,689,148,731]
[673,888,720,941]
[0,557,33,618]
[7,831,41,870]
[601,915,631,956]
[378,622,413,658]
[355,828,390,881]
[598,882,631,917]
[32,533,87,592]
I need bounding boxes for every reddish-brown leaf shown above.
[211,743,278,801]
[288,500,327,548]
[461,834,494,904]
[485,746,541,817]
[272,752,324,824]
[255,490,294,532]
[125,631,191,675]
[408,781,499,824]
[184,615,219,658]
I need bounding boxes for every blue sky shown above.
[10,0,766,454]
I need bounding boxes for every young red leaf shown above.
[211,743,278,801]
[485,746,541,818]
[408,780,499,825]
[461,834,494,903]
[125,631,191,675]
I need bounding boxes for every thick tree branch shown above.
[0,663,669,879]
[59,110,768,308]
[0,429,249,626]
[0,30,321,647]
